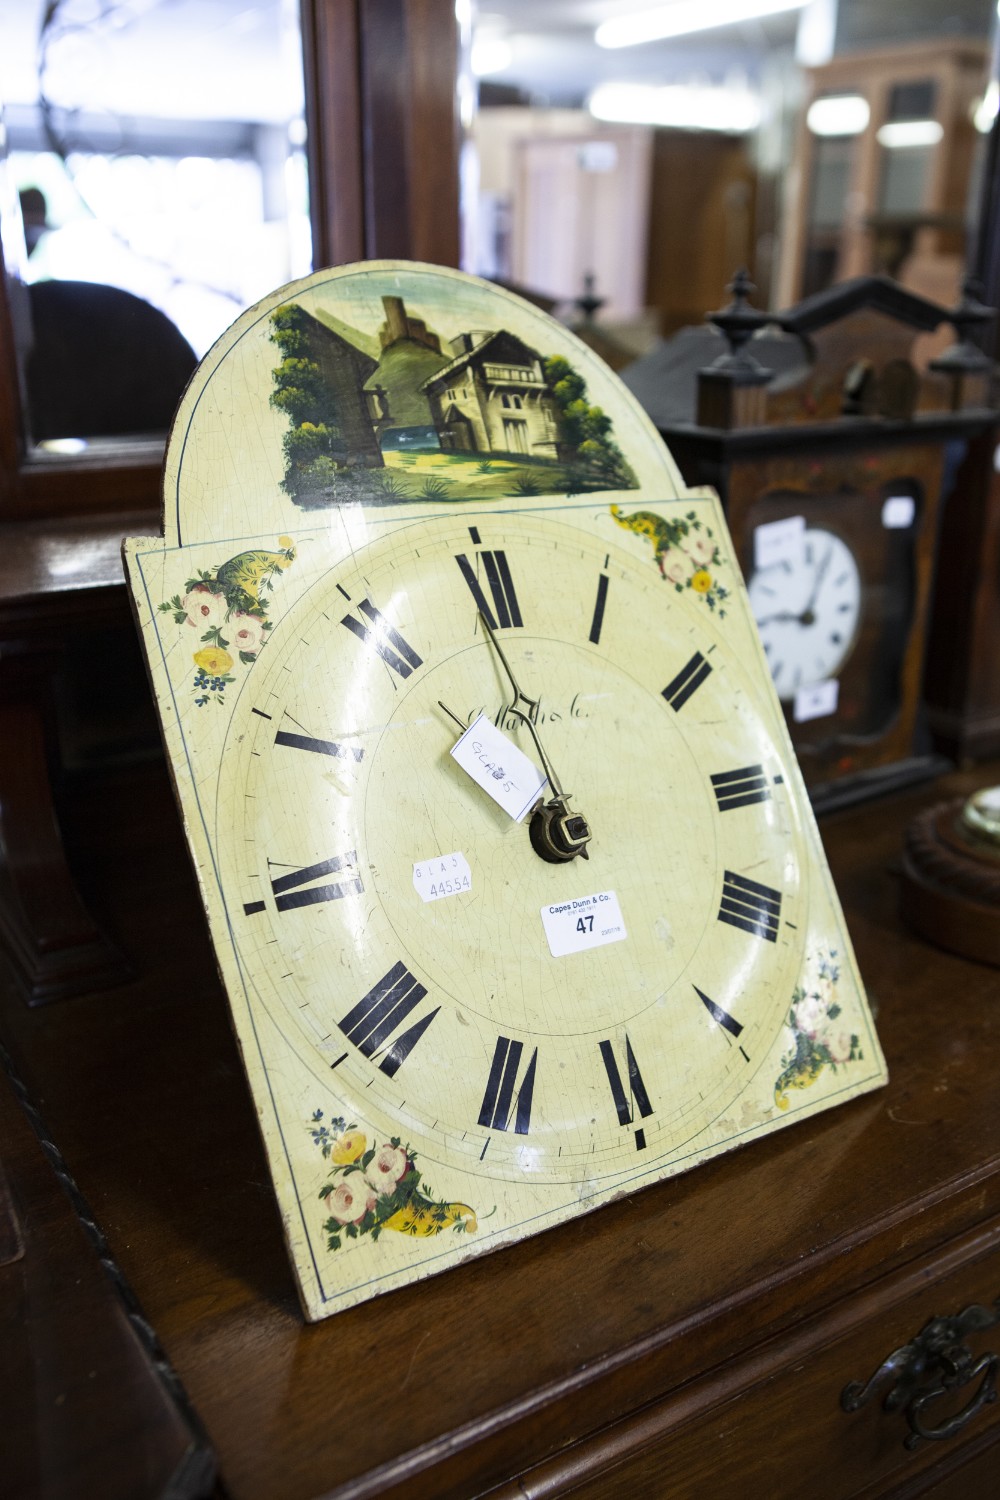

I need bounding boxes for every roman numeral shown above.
[599,1036,653,1147]
[718,871,782,943]
[663,650,712,710]
[274,728,364,762]
[711,764,771,812]
[243,851,362,916]
[338,960,439,1078]
[694,986,746,1044]
[340,598,422,678]
[589,572,609,644]
[455,550,523,630]
[478,1036,537,1134]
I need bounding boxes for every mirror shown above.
[467,0,997,369]
[0,0,310,452]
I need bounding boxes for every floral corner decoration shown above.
[774,950,863,1109]
[610,506,729,615]
[159,536,296,705]
[308,1111,485,1252]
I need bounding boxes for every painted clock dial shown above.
[125,260,886,1320]
[220,512,804,1185]
[748,528,862,702]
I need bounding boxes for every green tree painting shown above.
[544,355,637,491]
[269,305,344,501]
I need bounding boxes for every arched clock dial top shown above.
[748,528,862,701]
[124,260,886,1321]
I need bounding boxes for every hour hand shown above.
[754,608,804,628]
[478,612,593,863]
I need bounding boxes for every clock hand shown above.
[801,544,834,623]
[754,608,806,627]
[438,700,468,733]
[756,545,835,630]
[478,612,592,863]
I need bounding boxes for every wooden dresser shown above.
[2,755,999,1499]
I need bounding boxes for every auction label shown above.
[413,851,472,904]
[449,712,548,822]
[754,514,805,571]
[541,890,627,958]
[793,677,839,723]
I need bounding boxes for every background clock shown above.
[734,458,932,790]
[746,523,862,701]
[641,271,998,811]
[125,261,885,1321]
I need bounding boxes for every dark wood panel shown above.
[0,1054,215,1498]
[301,0,365,267]
[923,428,1000,759]
[496,1222,1000,1499]
[357,0,461,265]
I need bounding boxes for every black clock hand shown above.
[801,544,834,622]
[756,546,835,630]
[478,612,592,863]
[438,700,469,733]
[754,608,806,627]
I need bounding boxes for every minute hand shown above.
[479,613,592,863]
[802,544,834,619]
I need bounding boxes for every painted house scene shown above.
[268,291,638,506]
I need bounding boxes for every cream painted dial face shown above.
[218,511,807,1186]
[748,528,861,703]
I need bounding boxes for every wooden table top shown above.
[2,758,999,1499]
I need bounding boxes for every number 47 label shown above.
[540,890,627,958]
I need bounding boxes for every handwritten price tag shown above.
[540,890,627,958]
[449,712,548,822]
[412,852,472,904]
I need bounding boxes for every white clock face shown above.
[218,510,807,1188]
[748,528,861,703]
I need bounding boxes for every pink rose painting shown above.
[328,1176,376,1225]
[684,534,715,567]
[182,586,227,631]
[159,538,295,706]
[663,552,694,586]
[775,951,862,1109]
[309,1112,480,1253]
[230,613,266,656]
[610,506,729,617]
[365,1144,409,1196]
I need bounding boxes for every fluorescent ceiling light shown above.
[974,81,999,134]
[806,95,869,137]
[471,35,512,76]
[596,0,808,48]
[590,82,761,133]
[876,120,943,149]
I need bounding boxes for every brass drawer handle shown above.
[841,1299,1000,1450]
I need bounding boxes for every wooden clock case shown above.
[654,273,997,812]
